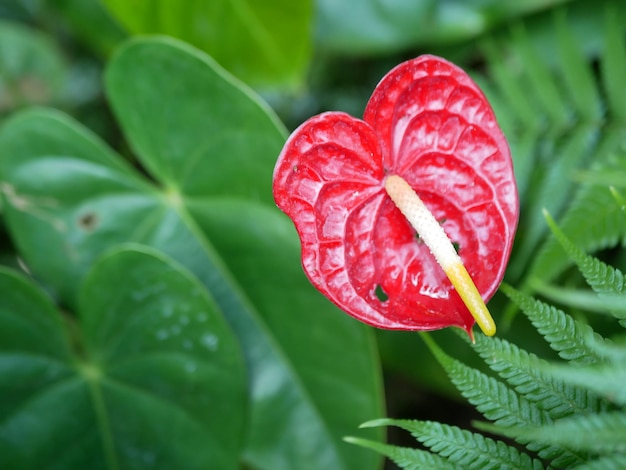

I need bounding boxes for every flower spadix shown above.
[273,55,518,337]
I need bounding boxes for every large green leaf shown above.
[50,0,127,56]
[315,0,575,55]
[0,37,383,469]
[0,246,246,469]
[0,20,66,115]
[101,0,312,88]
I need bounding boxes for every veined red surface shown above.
[273,55,518,335]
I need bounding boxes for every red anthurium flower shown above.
[273,55,518,337]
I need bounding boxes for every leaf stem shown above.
[384,174,496,336]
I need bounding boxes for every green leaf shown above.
[419,334,580,465]
[511,124,597,280]
[101,1,313,88]
[480,4,626,286]
[346,436,456,470]
[480,38,539,134]
[52,0,127,56]
[105,36,286,203]
[510,411,626,454]
[500,284,605,365]
[530,281,626,316]
[472,334,608,419]
[0,37,383,470]
[0,20,66,114]
[601,2,626,121]
[530,172,626,283]
[0,267,74,423]
[547,361,626,407]
[315,0,578,55]
[553,8,602,122]
[509,22,570,131]
[0,247,247,469]
[543,209,626,323]
[362,418,545,470]
[570,454,626,470]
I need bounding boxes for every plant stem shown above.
[384,174,496,336]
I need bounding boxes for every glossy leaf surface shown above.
[273,55,518,334]
[0,247,246,469]
[0,37,383,470]
[101,0,312,88]
[315,0,576,54]
[0,21,66,113]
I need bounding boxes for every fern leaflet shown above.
[420,333,582,466]
[500,284,605,365]
[508,411,626,454]
[362,419,544,470]
[544,210,626,323]
[472,333,609,418]
[345,437,456,470]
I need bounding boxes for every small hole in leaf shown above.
[375,284,389,302]
[78,212,99,232]
[452,242,460,254]
[293,165,298,173]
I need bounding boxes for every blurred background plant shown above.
[1,0,626,469]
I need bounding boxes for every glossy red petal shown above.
[273,56,518,334]
[365,55,518,322]
[273,112,393,327]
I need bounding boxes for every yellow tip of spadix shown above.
[445,262,496,336]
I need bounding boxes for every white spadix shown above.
[384,174,496,337]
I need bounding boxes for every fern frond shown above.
[511,411,626,454]
[472,333,609,418]
[547,361,626,407]
[530,281,626,315]
[362,419,544,470]
[482,4,626,284]
[574,157,626,188]
[345,436,456,470]
[420,333,582,466]
[500,284,605,365]
[585,335,626,363]
[600,2,626,121]
[513,124,598,280]
[543,210,626,323]
[530,180,626,285]
[509,22,570,131]
[480,38,539,134]
[570,453,626,470]
[553,9,602,122]
[544,335,626,406]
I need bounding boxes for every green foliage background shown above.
[1,0,626,469]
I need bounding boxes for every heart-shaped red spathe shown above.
[273,55,518,334]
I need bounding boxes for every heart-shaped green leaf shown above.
[0,21,66,114]
[0,37,383,469]
[101,1,312,88]
[0,246,246,469]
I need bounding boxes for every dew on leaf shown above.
[155,329,169,341]
[200,333,219,351]
[161,304,175,318]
